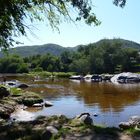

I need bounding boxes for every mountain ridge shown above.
[0,38,140,57]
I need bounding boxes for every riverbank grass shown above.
[28,71,75,78]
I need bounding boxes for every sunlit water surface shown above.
[5,76,140,127]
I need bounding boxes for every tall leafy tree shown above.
[0,0,126,49]
[0,0,100,49]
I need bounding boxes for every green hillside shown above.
[0,38,139,57]
[0,44,75,57]
[95,38,140,49]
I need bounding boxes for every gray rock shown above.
[44,101,53,107]
[17,83,28,89]
[77,113,93,125]
[32,103,43,107]
[22,98,43,106]
[0,86,10,98]
[46,126,58,135]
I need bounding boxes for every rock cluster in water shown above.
[0,84,43,119]
[70,72,140,84]
[119,116,140,130]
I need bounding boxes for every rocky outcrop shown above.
[119,116,140,129]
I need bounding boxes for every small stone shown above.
[46,126,58,135]
[32,103,43,107]
[44,101,53,107]
[93,113,98,117]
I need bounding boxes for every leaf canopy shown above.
[0,0,126,49]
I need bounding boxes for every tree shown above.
[0,55,28,73]
[0,0,126,49]
[113,0,126,7]
[0,0,100,49]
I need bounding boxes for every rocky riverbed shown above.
[0,113,139,140]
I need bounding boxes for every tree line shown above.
[0,40,139,74]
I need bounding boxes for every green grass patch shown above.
[123,128,140,136]
[52,127,70,140]
[10,87,22,96]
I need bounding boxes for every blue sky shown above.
[17,0,140,47]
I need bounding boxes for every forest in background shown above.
[0,38,140,74]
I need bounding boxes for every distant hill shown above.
[94,38,140,50]
[0,44,77,57]
[0,38,139,57]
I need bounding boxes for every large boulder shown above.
[0,86,10,98]
[20,92,43,106]
[77,113,93,125]
[22,98,43,106]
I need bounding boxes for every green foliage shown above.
[0,0,127,49]
[10,87,22,96]
[39,53,62,72]
[0,0,101,49]
[113,0,126,8]
[53,72,75,78]
[0,55,29,73]
[0,44,71,57]
[124,128,140,135]
[0,38,139,74]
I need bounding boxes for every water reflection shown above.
[72,82,140,112]
[3,76,140,126]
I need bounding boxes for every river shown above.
[5,75,140,127]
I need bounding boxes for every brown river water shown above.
[3,75,140,127]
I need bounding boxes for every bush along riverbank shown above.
[28,71,75,79]
[0,85,140,140]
